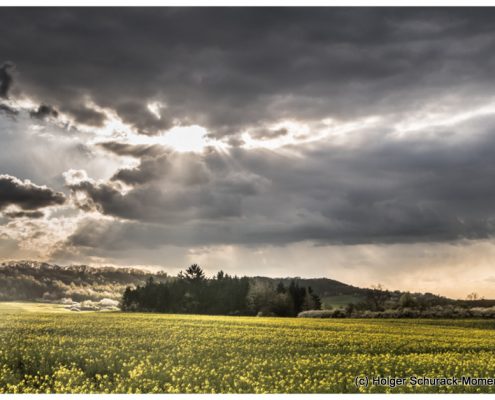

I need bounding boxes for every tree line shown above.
[300,285,495,319]
[121,264,321,317]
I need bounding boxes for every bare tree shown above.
[466,292,479,301]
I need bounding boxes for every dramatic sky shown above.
[2,8,495,297]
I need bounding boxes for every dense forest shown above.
[122,264,322,317]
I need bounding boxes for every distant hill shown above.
[0,261,169,302]
[0,261,479,308]
[252,276,364,297]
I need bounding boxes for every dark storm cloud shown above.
[114,101,173,136]
[0,61,17,118]
[67,177,245,222]
[29,104,58,120]
[231,125,495,245]
[3,9,495,135]
[64,218,226,251]
[0,174,65,211]
[63,104,107,127]
[0,62,14,99]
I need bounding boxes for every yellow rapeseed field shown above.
[1,303,495,393]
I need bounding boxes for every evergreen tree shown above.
[122,267,321,317]
[179,264,206,282]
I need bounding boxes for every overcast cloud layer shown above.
[2,8,495,297]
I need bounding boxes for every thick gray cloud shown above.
[2,9,495,135]
[29,104,58,120]
[98,141,173,185]
[98,141,165,158]
[114,101,173,135]
[0,174,65,212]
[63,104,106,127]
[3,210,44,219]
[0,62,14,99]
[66,171,259,222]
[111,156,171,185]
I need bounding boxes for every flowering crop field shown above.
[1,303,495,393]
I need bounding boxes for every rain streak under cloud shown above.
[2,8,495,297]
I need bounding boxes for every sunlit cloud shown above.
[241,116,382,150]
[147,101,165,120]
[393,98,495,138]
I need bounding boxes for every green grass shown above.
[2,302,495,393]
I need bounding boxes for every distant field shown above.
[0,302,69,313]
[1,302,495,393]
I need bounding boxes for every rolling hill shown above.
[0,261,368,304]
